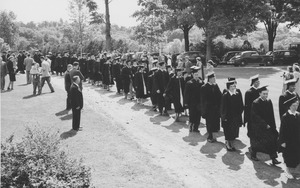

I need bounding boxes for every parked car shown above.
[177,51,205,65]
[262,50,299,66]
[221,51,241,64]
[229,51,262,66]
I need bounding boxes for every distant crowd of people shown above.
[0,49,300,179]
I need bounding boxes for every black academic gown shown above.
[147,71,157,106]
[278,111,300,168]
[79,58,87,78]
[121,66,132,94]
[221,90,244,140]
[93,60,102,81]
[102,62,112,85]
[201,82,222,133]
[134,71,148,99]
[244,87,260,137]
[112,63,123,92]
[153,69,169,113]
[165,75,185,113]
[184,78,203,126]
[250,97,278,158]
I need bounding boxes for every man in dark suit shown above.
[70,76,83,131]
[70,62,84,90]
[64,64,73,110]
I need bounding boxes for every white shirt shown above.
[41,60,51,77]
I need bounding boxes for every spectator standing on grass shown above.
[6,56,17,90]
[30,62,41,95]
[278,96,300,179]
[70,76,83,131]
[40,56,55,94]
[64,64,73,110]
[24,53,34,84]
[0,57,8,91]
[249,85,281,165]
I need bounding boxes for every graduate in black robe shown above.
[244,74,260,137]
[93,56,102,86]
[86,56,94,83]
[121,61,133,99]
[102,57,112,91]
[153,61,170,116]
[147,66,158,111]
[112,57,123,94]
[221,80,244,151]
[134,65,148,103]
[184,66,203,131]
[201,72,222,142]
[278,79,300,119]
[249,86,281,165]
[79,54,87,81]
[55,53,63,76]
[278,97,300,179]
[165,68,185,121]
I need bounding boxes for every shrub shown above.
[1,126,93,188]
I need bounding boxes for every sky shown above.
[0,0,140,27]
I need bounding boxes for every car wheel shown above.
[240,61,246,66]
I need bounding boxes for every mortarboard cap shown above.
[158,61,165,65]
[190,66,201,73]
[283,96,299,108]
[250,74,259,86]
[226,80,236,89]
[228,77,236,81]
[206,72,215,79]
[257,85,268,93]
[150,67,158,71]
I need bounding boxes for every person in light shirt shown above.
[39,56,55,94]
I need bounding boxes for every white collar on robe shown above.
[228,89,236,96]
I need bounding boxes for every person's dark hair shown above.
[295,66,300,72]
[73,62,79,66]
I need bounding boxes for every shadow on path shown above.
[23,94,38,99]
[60,129,77,139]
[183,132,207,146]
[222,150,245,171]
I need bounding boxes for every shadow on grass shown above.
[60,129,77,139]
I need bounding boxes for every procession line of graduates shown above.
[61,53,299,179]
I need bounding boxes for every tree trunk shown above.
[183,25,190,52]
[264,19,278,51]
[205,33,212,64]
[105,0,112,52]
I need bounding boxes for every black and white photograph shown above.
[1,0,300,187]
